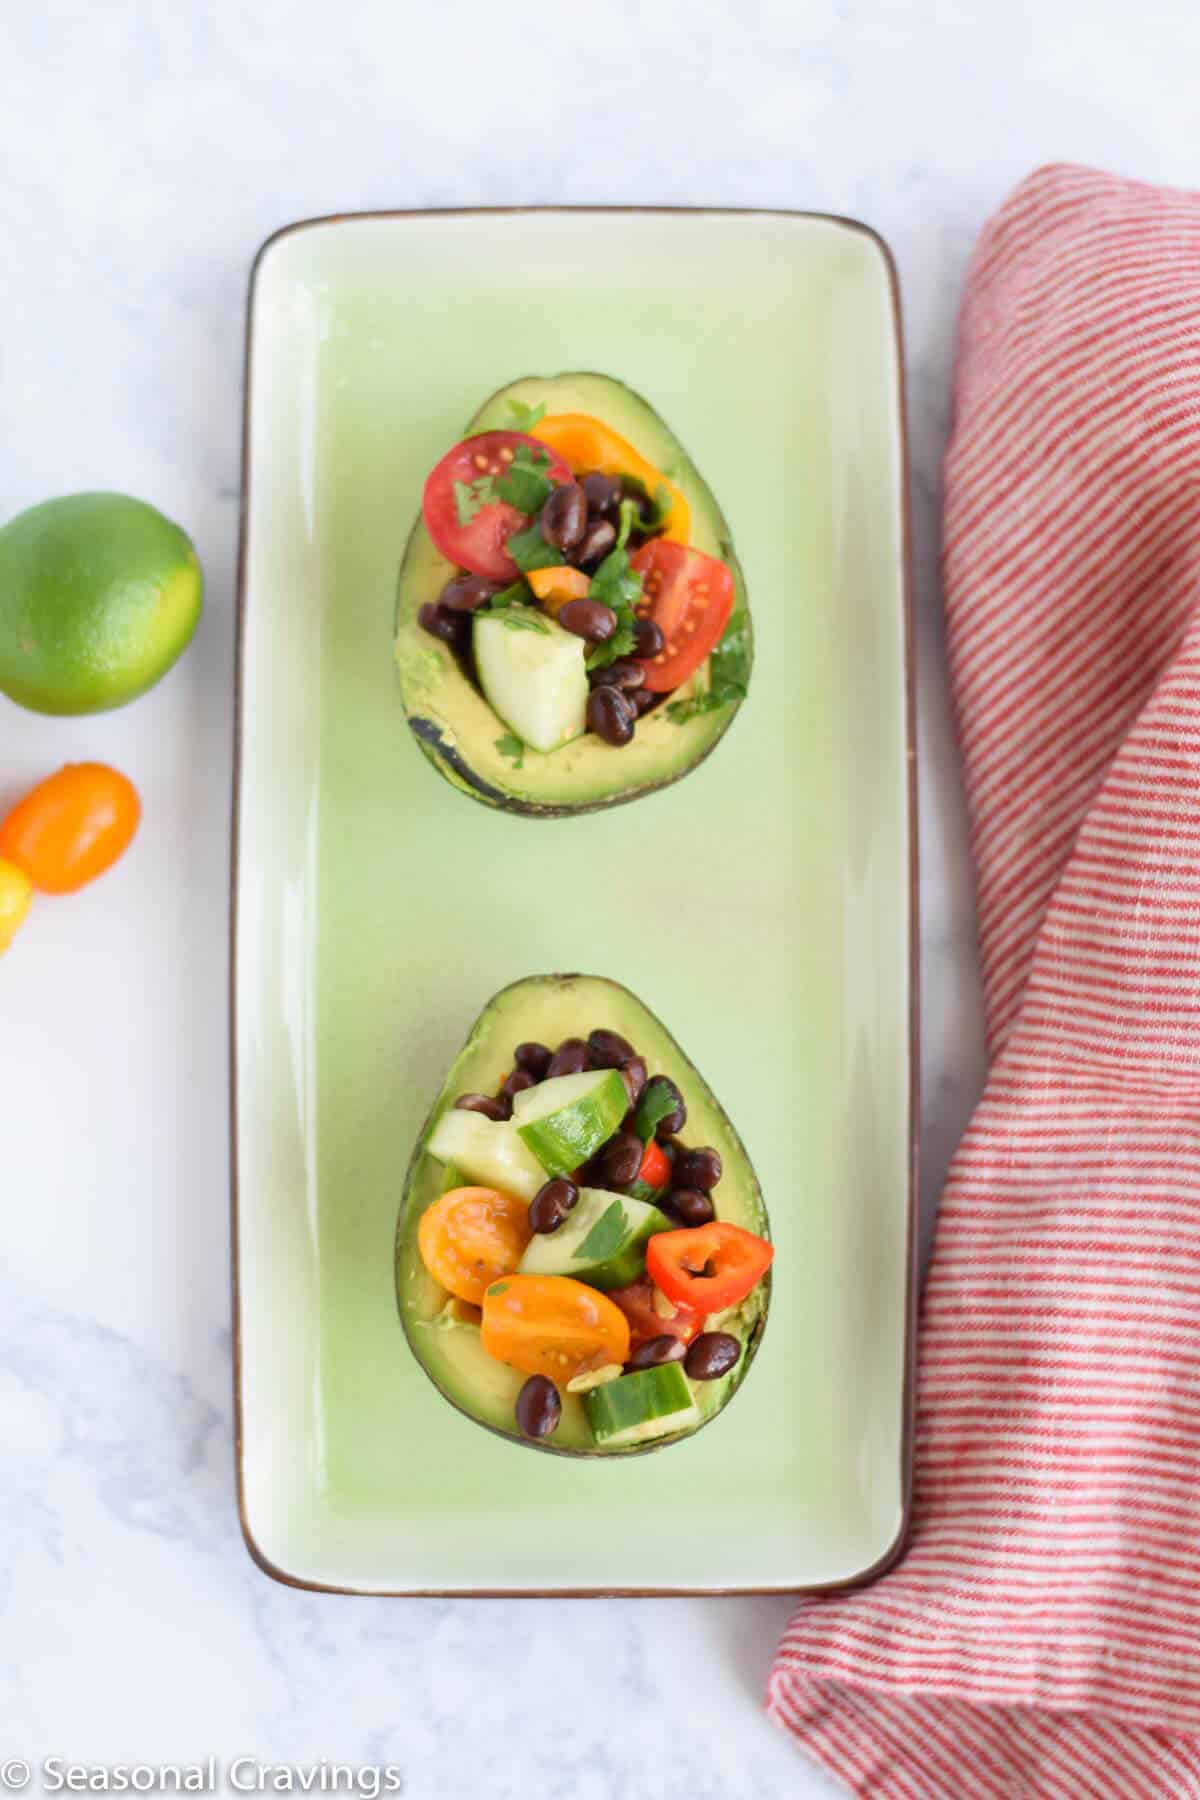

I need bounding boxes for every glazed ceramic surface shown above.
[233,208,914,1592]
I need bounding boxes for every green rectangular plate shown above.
[232,208,916,1593]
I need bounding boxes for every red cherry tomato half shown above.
[631,541,735,693]
[422,431,573,582]
[607,1277,703,1349]
[646,1222,773,1314]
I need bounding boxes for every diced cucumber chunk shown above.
[474,607,588,754]
[518,1188,673,1289]
[427,1109,545,1201]
[513,1068,629,1177]
[584,1362,700,1447]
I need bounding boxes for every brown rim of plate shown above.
[229,205,920,1598]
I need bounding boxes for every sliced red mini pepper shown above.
[637,1138,671,1191]
[646,1221,773,1313]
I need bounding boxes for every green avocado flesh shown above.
[395,973,770,1457]
[393,373,752,817]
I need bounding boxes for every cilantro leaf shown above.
[494,732,525,769]
[481,581,531,611]
[454,478,488,526]
[632,1082,677,1144]
[615,497,639,551]
[495,445,554,516]
[505,520,564,574]
[574,1200,629,1263]
[507,399,547,432]
[664,608,751,722]
[619,476,673,533]
[584,546,643,672]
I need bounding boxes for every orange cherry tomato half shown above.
[607,1277,703,1350]
[480,1273,630,1380]
[417,1186,531,1307]
[632,541,735,693]
[0,763,141,894]
[646,1222,773,1314]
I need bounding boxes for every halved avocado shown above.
[395,973,770,1457]
[394,373,752,817]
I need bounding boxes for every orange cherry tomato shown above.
[480,1273,630,1380]
[530,414,690,544]
[0,763,141,894]
[417,1186,531,1306]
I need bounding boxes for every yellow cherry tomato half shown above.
[530,414,691,545]
[0,856,33,953]
[480,1273,631,1380]
[0,763,141,894]
[417,1186,532,1306]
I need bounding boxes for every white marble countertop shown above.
[2,3,1196,1794]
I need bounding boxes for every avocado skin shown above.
[394,372,751,818]
[395,973,770,1458]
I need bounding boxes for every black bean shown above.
[586,685,635,747]
[581,471,621,517]
[503,1068,537,1101]
[575,518,616,567]
[598,1130,643,1187]
[515,1374,562,1438]
[454,1092,508,1122]
[644,1076,686,1140]
[627,1335,686,1371]
[673,1147,722,1192]
[540,482,587,551]
[603,658,646,691]
[418,602,461,644]
[529,1177,579,1235]
[633,616,664,659]
[632,688,662,717]
[684,1332,741,1382]
[559,597,617,643]
[621,1055,648,1107]
[547,1037,589,1078]
[588,1028,635,1068]
[439,573,499,612]
[514,1041,552,1078]
[669,1187,715,1228]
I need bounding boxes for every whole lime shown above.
[0,492,203,715]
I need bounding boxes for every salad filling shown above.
[416,398,739,755]
[402,1000,772,1455]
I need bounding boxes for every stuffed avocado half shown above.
[394,374,752,817]
[395,974,772,1457]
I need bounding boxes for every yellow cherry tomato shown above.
[0,856,33,953]
[531,414,691,544]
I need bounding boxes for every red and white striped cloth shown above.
[767,164,1200,1797]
